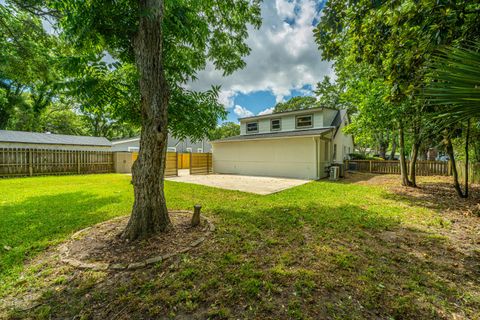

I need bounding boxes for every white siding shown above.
[240,110,327,135]
[332,110,354,163]
[322,109,338,126]
[212,137,318,179]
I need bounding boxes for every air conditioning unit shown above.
[329,166,339,181]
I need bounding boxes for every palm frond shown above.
[424,42,480,121]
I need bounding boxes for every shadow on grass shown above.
[382,180,480,216]
[0,192,124,279]
[6,202,480,319]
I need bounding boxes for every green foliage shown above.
[274,96,318,113]
[425,42,480,121]
[209,122,240,140]
[46,0,262,141]
[315,75,346,110]
[0,2,61,129]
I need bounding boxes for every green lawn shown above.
[1,174,479,319]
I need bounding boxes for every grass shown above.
[1,173,479,319]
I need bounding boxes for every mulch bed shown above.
[60,211,214,270]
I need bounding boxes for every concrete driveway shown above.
[166,169,310,195]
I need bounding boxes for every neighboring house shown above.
[111,134,212,153]
[0,130,112,151]
[211,107,354,180]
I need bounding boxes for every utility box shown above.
[329,166,339,181]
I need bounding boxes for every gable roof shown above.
[0,130,112,147]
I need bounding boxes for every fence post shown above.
[369,160,372,173]
[447,160,452,176]
[28,149,33,176]
[77,151,81,174]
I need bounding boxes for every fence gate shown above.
[190,153,213,175]
[177,153,190,169]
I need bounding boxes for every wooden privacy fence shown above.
[346,160,450,176]
[457,162,480,184]
[165,152,178,177]
[0,148,114,177]
[190,153,213,175]
[130,151,178,177]
[177,153,190,169]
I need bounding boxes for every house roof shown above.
[0,130,112,147]
[211,127,334,143]
[238,106,337,121]
[111,137,140,145]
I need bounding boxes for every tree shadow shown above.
[382,180,480,215]
[5,202,479,319]
[0,192,125,279]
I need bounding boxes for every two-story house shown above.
[210,107,354,179]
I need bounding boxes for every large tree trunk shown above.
[399,124,412,187]
[445,135,465,198]
[409,141,420,187]
[123,0,172,240]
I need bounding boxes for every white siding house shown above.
[211,108,354,180]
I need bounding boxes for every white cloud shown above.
[258,107,274,115]
[233,105,254,118]
[217,90,237,109]
[189,0,332,104]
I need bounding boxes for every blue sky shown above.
[189,0,332,123]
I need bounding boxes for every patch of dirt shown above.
[346,172,480,266]
[346,172,480,216]
[65,211,209,265]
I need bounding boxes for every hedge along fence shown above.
[345,160,450,176]
[0,148,114,177]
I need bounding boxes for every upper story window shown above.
[271,119,281,131]
[296,114,313,129]
[246,122,258,134]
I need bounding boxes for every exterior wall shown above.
[111,139,140,152]
[212,137,318,179]
[112,137,211,153]
[0,142,111,151]
[240,109,328,135]
[332,110,354,163]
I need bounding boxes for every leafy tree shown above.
[315,76,346,110]
[32,0,262,239]
[315,0,480,187]
[209,122,240,140]
[274,96,318,113]
[342,74,397,159]
[0,3,62,130]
